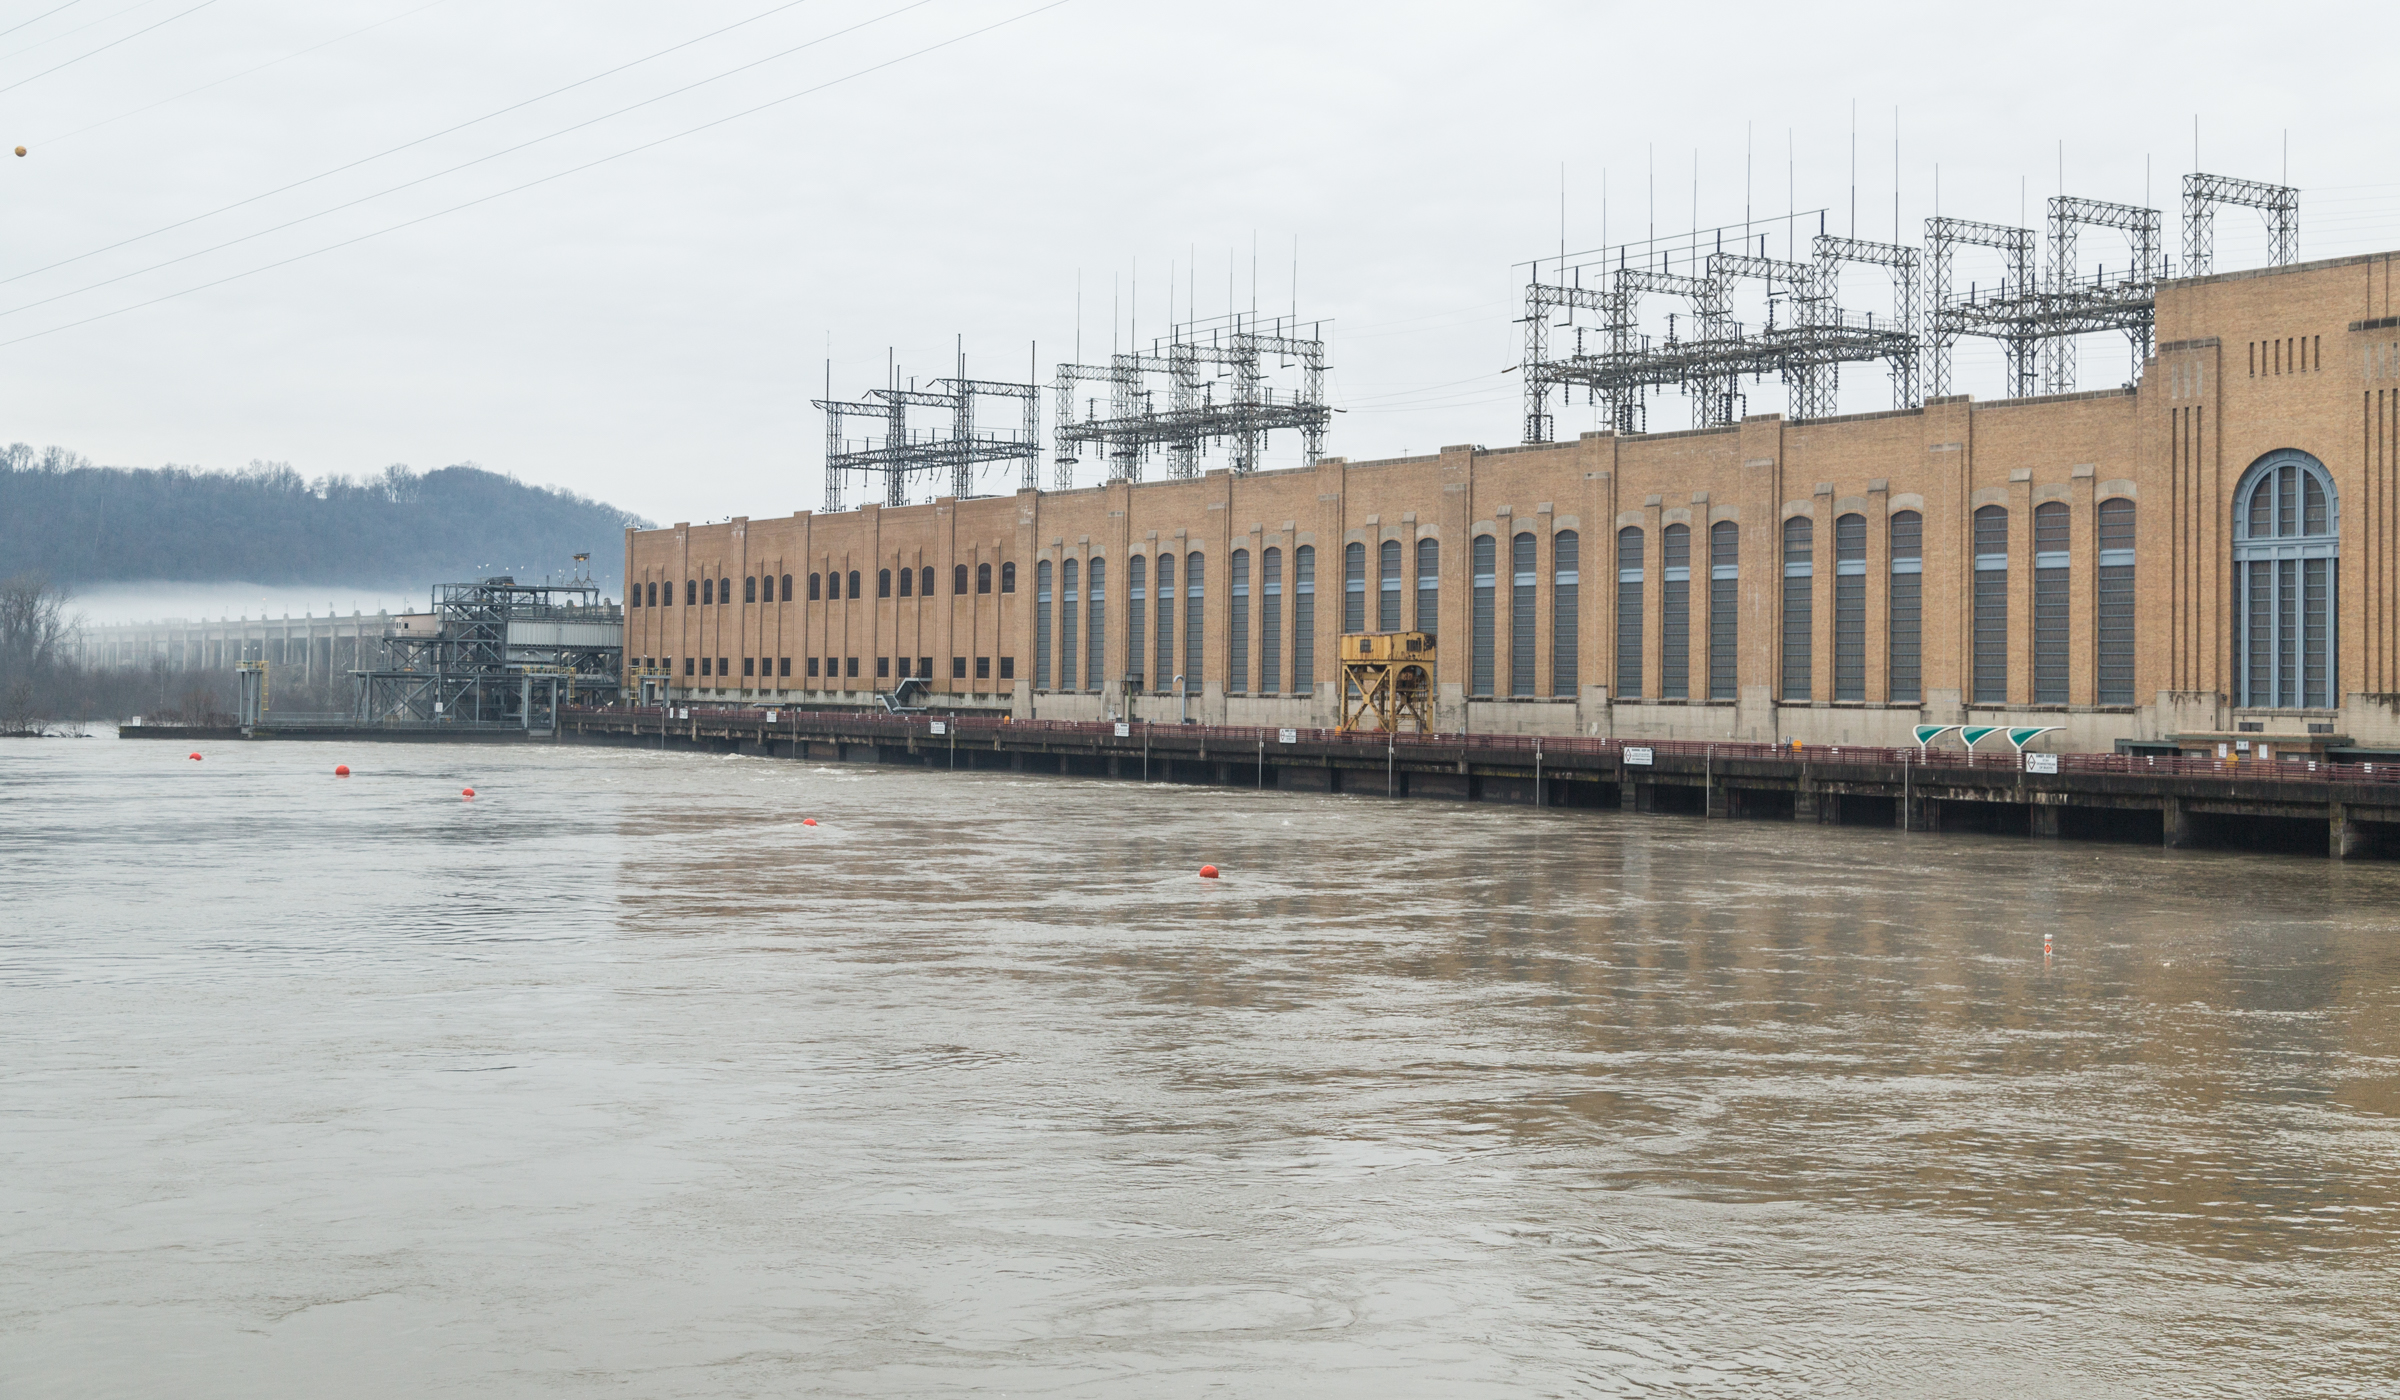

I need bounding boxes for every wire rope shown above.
[0,0,1072,349]
[0,0,214,97]
[0,1,84,43]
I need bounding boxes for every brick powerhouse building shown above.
[624,250,2400,751]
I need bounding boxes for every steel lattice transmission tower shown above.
[2182,172,2298,277]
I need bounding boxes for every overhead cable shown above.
[0,0,1074,349]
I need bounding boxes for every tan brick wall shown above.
[621,250,2400,751]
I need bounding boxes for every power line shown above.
[0,0,218,98]
[0,0,823,289]
[0,0,939,323]
[0,0,1075,350]
[0,2,86,43]
[0,0,151,65]
[32,0,455,149]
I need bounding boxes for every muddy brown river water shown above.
[3,736,2397,1396]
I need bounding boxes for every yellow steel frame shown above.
[1337,631,1435,734]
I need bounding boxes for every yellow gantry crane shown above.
[1338,632,1434,734]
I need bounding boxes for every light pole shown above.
[1175,674,1186,725]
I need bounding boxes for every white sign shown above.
[1624,746,1654,766]
[433,701,444,714]
[678,708,689,719]
[931,721,947,736]
[2234,739,2251,753]
[2023,751,2059,774]
[1278,728,1298,744]
[1114,721,1130,737]
[766,710,779,723]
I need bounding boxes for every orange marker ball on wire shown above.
[461,787,475,799]
[1199,864,1219,879]
[13,147,24,158]
[334,765,350,776]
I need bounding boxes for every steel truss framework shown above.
[813,359,1041,512]
[1053,313,1329,485]
[352,578,621,728]
[1524,228,1918,441]
[2183,172,2298,278]
[1524,171,2298,442]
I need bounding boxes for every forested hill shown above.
[0,446,652,590]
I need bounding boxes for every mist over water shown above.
[4,737,2397,1397]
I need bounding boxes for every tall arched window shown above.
[920,567,933,597]
[1293,545,1315,691]
[2235,449,2338,708]
[1229,550,1251,693]
[781,574,793,602]
[1059,558,1079,691]
[1973,506,2009,703]
[846,570,861,599]
[1552,530,1579,697]
[1415,537,1439,637]
[1182,553,1204,695]
[686,579,696,606]
[1709,521,1739,700]
[1510,532,1538,697]
[977,562,992,594]
[2097,499,2135,705]
[2033,502,2071,704]
[1034,560,1053,689]
[703,577,715,605]
[878,569,892,598]
[1126,555,1147,691]
[1471,534,1498,696]
[809,572,821,601]
[1260,547,1283,692]
[955,564,969,594]
[1084,559,1105,692]
[1661,523,1690,699]
[1379,538,1402,631]
[1344,541,1367,634]
[1888,512,1922,702]
[1782,516,1813,702]
[1155,554,1176,690]
[898,566,912,597]
[1834,513,1866,701]
[1000,562,1016,593]
[1614,527,1642,700]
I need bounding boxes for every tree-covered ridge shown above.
[0,445,651,589]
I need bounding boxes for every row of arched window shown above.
[631,562,1021,608]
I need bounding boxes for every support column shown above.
[1793,766,1819,822]
[2331,802,2363,859]
[2031,801,2061,839]
[2162,796,2192,849]
[1619,772,1637,810]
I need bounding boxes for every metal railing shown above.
[569,705,2400,787]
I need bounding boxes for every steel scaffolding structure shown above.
[1523,222,1918,440]
[1053,313,1329,484]
[351,577,622,729]
[1521,169,2296,441]
[813,351,1041,512]
[2182,172,2299,278]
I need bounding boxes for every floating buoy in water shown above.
[802,817,817,827]
[1199,864,1219,879]
[188,752,202,761]
[334,764,350,776]
[461,787,475,798]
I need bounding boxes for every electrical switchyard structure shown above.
[814,348,1043,511]
[1054,312,1330,485]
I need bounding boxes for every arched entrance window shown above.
[2234,449,2338,708]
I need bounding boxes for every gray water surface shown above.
[3,737,2397,1397]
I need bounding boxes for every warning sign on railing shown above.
[1624,746,1654,766]
[1278,728,1298,744]
[930,720,946,736]
[2024,751,2058,774]
[1115,721,1130,737]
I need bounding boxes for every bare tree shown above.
[0,572,72,677]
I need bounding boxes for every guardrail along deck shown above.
[561,706,2400,860]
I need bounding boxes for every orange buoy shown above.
[461,787,475,798]
[188,752,202,761]
[334,764,351,776]
[803,817,817,827]
[1199,864,1219,879]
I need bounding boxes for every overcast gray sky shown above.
[6,0,2394,530]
